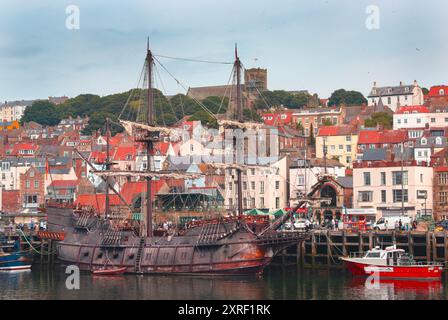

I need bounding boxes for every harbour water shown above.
[0,265,446,300]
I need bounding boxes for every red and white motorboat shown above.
[340,245,444,280]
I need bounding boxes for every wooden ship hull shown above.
[47,205,307,275]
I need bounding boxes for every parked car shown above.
[372,216,412,231]
[294,219,308,230]
[283,221,292,230]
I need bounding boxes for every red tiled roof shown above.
[318,125,355,136]
[395,105,429,114]
[262,112,293,126]
[75,194,122,212]
[113,146,136,161]
[120,180,166,204]
[90,151,107,163]
[48,180,79,188]
[428,85,448,97]
[154,142,170,155]
[358,129,407,144]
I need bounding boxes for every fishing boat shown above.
[340,245,443,280]
[0,239,33,271]
[92,266,127,276]
[46,42,310,275]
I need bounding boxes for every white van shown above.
[372,216,412,231]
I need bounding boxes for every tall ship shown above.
[46,42,309,275]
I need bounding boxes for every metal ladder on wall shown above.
[134,237,145,273]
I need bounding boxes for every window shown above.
[346,145,351,152]
[275,197,280,209]
[381,172,386,185]
[381,190,386,203]
[440,89,445,96]
[26,180,30,188]
[346,156,352,163]
[445,118,448,123]
[251,169,255,175]
[243,182,247,190]
[420,174,423,183]
[397,119,401,124]
[392,171,408,185]
[229,198,233,207]
[260,181,265,194]
[339,145,343,150]
[275,181,280,190]
[358,191,373,202]
[393,189,408,202]
[346,136,351,142]
[251,197,255,207]
[190,144,194,152]
[431,118,436,123]
[417,118,421,124]
[436,137,442,145]
[439,192,448,204]
[260,197,264,207]
[297,174,305,186]
[439,172,448,185]
[34,180,39,188]
[29,170,34,178]
[421,138,427,145]
[388,97,391,104]
[251,181,255,190]
[363,172,371,186]
[228,182,232,191]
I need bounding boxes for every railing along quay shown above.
[273,229,448,268]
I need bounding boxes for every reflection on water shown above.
[0,265,447,300]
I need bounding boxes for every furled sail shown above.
[93,170,202,180]
[217,119,263,130]
[120,120,172,136]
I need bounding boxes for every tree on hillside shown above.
[81,111,122,135]
[20,100,61,126]
[253,90,310,110]
[364,112,393,129]
[328,89,367,107]
[422,87,429,95]
[243,108,263,122]
[202,96,229,114]
[296,121,304,134]
[188,110,218,128]
[307,123,316,146]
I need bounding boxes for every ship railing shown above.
[348,252,366,258]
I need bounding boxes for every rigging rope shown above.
[154,54,232,65]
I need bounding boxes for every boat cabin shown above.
[356,245,415,266]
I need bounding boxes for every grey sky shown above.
[1,0,447,102]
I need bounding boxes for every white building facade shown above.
[353,162,433,219]
[224,156,288,212]
[368,81,424,112]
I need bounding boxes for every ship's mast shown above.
[146,40,154,237]
[235,44,243,217]
[105,118,110,218]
